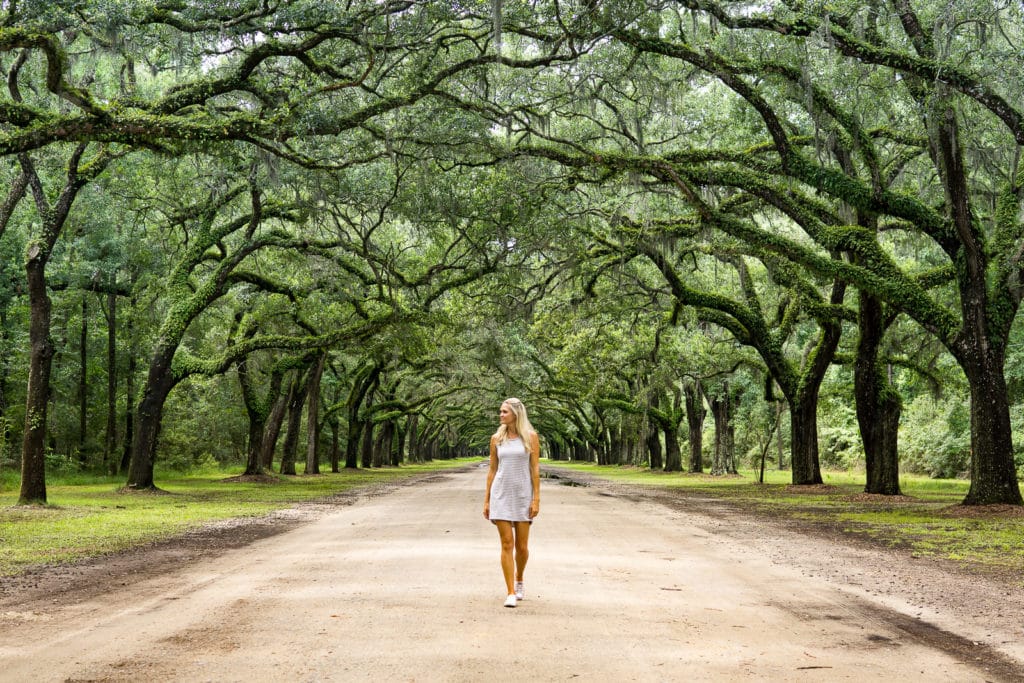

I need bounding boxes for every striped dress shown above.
[488,436,533,522]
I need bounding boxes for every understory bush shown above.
[818,401,861,470]
[899,394,970,478]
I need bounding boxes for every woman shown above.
[483,397,541,608]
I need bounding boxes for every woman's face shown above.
[499,403,516,429]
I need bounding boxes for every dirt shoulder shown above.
[0,471,451,610]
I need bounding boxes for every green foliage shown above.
[900,395,971,479]
[0,0,1022,504]
[815,398,861,470]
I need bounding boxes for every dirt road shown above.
[1,465,1021,682]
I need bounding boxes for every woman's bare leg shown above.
[495,521,515,595]
[513,521,531,582]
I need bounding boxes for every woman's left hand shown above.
[529,499,539,519]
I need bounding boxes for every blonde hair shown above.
[494,397,536,455]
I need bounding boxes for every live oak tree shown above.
[1,0,582,493]
[3,1,1022,504]
[458,1,1023,503]
[598,0,1024,504]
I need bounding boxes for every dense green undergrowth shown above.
[0,460,473,577]
[544,461,1024,580]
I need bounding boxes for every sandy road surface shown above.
[0,466,1019,682]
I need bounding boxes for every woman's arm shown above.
[529,432,541,518]
[483,436,498,519]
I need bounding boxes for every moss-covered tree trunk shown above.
[788,396,823,486]
[77,294,88,463]
[237,347,264,476]
[709,383,738,476]
[854,293,902,495]
[119,331,136,476]
[239,360,284,477]
[280,367,311,476]
[360,409,375,469]
[406,413,420,463]
[329,419,341,472]
[684,381,705,473]
[786,283,845,486]
[662,423,682,472]
[345,364,381,468]
[934,96,1022,506]
[646,423,663,470]
[957,346,1023,505]
[126,346,177,490]
[392,421,405,466]
[103,288,117,469]
[19,248,53,504]
[17,146,101,504]
[304,353,326,475]
[259,380,291,471]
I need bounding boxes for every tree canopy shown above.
[1,0,1023,505]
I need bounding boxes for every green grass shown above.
[0,460,474,576]
[544,461,1024,578]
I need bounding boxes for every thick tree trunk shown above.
[371,421,386,467]
[789,397,824,485]
[646,423,663,470]
[360,417,375,469]
[786,287,843,486]
[344,366,380,469]
[104,289,117,469]
[243,415,265,476]
[547,438,562,461]
[344,420,362,468]
[377,420,395,467]
[238,356,267,476]
[304,353,326,475]
[406,413,420,463]
[119,336,135,476]
[775,400,786,470]
[125,352,176,490]
[78,294,88,463]
[0,307,9,451]
[329,419,340,473]
[259,382,290,471]
[684,382,705,473]
[573,441,588,462]
[663,424,682,472]
[279,371,311,476]
[960,350,1023,505]
[17,147,106,500]
[929,98,1021,504]
[19,254,53,504]
[709,389,736,476]
[608,425,623,465]
[854,293,902,495]
[392,422,405,466]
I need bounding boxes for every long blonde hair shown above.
[494,397,536,455]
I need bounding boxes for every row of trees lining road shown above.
[1,1,1022,505]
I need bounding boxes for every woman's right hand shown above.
[483,502,489,519]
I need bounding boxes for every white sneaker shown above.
[503,594,517,608]
[514,581,524,600]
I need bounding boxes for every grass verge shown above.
[544,461,1024,579]
[0,460,474,577]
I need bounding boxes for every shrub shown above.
[899,394,970,478]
